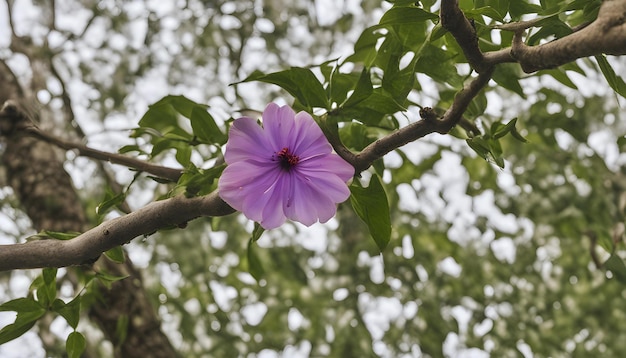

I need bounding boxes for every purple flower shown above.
[218,103,354,229]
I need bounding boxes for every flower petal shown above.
[262,103,296,151]
[298,153,354,184]
[224,117,272,164]
[292,111,331,158]
[283,173,318,226]
[296,169,351,203]
[218,161,278,214]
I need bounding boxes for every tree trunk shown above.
[1,61,179,357]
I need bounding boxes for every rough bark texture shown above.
[0,62,179,357]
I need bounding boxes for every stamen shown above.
[274,147,299,170]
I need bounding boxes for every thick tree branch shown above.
[0,191,235,271]
[508,0,626,73]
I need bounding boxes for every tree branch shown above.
[509,0,626,73]
[348,69,493,173]
[0,100,184,182]
[0,191,235,271]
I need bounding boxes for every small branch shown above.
[26,125,184,182]
[350,69,493,173]
[0,100,183,182]
[0,191,235,271]
[509,0,626,73]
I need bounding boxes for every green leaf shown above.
[0,298,44,313]
[40,231,80,241]
[190,107,227,145]
[343,68,373,108]
[137,96,194,140]
[605,254,626,284]
[379,7,438,25]
[95,270,129,289]
[492,64,526,98]
[350,175,392,251]
[104,246,126,263]
[116,315,129,345]
[238,68,329,109]
[96,192,126,215]
[0,319,39,345]
[176,164,225,197]
[247,238,265,281]
[463,6,505,22]
[251,222,265,242]
[493,118,518,139]
[0,298,46,345]
[52,296,81,329]
[117,144,144,155]
[66,331,86,358]
[37,268,57,307]
[595,55,626,98]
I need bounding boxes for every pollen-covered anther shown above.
[276,147,299,170]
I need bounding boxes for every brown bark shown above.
[1,62,179,357]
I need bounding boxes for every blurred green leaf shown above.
[104,246,126,263]
[605,254,626,283]
[247,238,265,281]
[595,55,626,98]
[116,315,129,345]
[66,331,86,358]
[40,231,80,241]
[96,192,126,216]
[492,64,526,98]
[350,175,391,251]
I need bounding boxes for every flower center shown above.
[275,147,299,171]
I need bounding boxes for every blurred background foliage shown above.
[1,0,625,357]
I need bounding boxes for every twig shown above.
[0,101,183,182]
[350,69,493,173]
[25,125,184,182]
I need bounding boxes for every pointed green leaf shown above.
[190,107,227,145]
[0,298,44,313]
[0,319,39,345]
[41,231,80,241]
[0,298,46,344]
[66,331,86,358]
[238,68,329,109]
[350,175,391,251]
[52,296,81,329]
[343,68,373,108]
[251,222,265,242]
[595,55,626,99]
